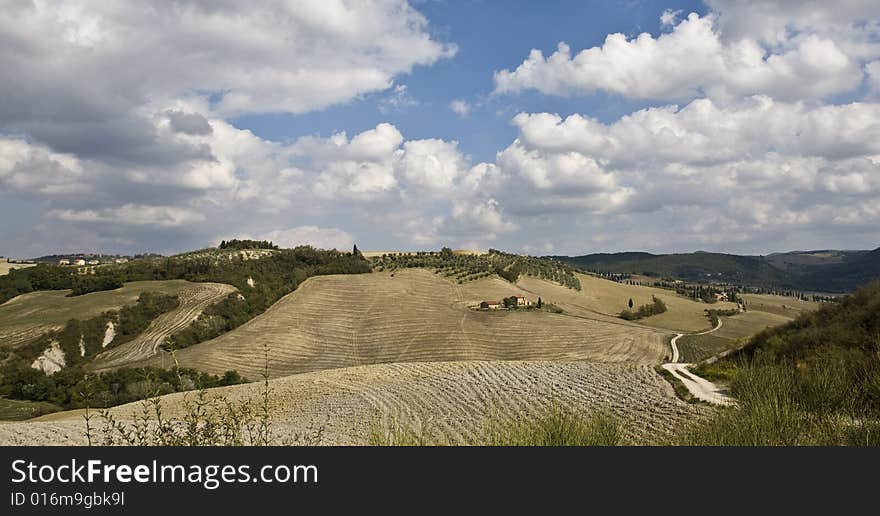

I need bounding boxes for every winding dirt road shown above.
[661,319,735,406]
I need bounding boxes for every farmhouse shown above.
[58,259,70,265]
[479,300,501,310]
[73,259,86,266]
[514,295,531,307]
[87,260,100,265]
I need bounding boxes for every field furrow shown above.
[0,280,225,351]
[90,282,237,371]
[150,269,669,379]
[4,360,707,445]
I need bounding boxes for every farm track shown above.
[3,361,708,445]
[153,270,668,379]
[89,282,236,371]
[663,320,735,405]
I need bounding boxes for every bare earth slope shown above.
[149,270,668,379]
[2,360,705,445]
[89,282,237,371]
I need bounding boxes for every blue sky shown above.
[2,0,880,258]
[235,0,709,163]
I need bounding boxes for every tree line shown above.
[218,239,278,250]
[372,248,582,290]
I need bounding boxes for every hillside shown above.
[688,280,880,445]
[729,280,880,365]
[0,280,217,350]
[0,247,818,445]
[0,243,818,437]
[149,269,669,379]
[797,248,880,293]
[89,282,237,371]
[1,360,705,445]
[764,249,865,273]
[0,259,35,276]
[555,247,880,292]
[554,251,791,286]
[516,273,738,332]
[371,248,582,289]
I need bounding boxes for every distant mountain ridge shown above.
[552,247,880,293]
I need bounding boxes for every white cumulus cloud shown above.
[250,226,355,251]
[494,10,873,103]
[449,99,471,117]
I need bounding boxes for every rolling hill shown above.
[0,259,35,276]
[144,269,670,379]
[554,251,791,286]
[2,360,706,445]
[0,280,228,351]
[684,280,880,445]
[88,282,237,371]
[554,247,880,292]
[796,247,880,293]
[0,244,825,445]
[517,272,739,332]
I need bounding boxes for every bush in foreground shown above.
[482,405,621,446]
[676,356,880,446]
[82,345,324,446]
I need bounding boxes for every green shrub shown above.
[620,296,667,320]
[369,417,440,446]
[483,405,621,446]
[0,363,247,409]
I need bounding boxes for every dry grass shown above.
[677,308,799,362]
[516,273,738,332]
[145,269,668,379]
[674,294,817,363]
[740,293,820,318]
[713,310,791,340]
[0,280,232,351]
[0,397,61,421]
[1,360,707,445]
[0,259,36,276]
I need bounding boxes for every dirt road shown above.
[662,319,735,406]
